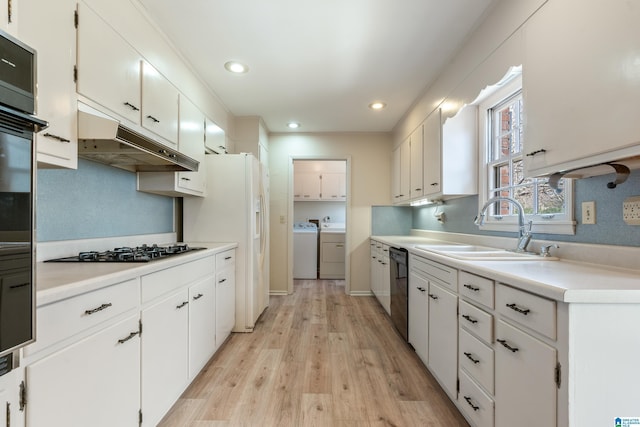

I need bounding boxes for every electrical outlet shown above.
[582,201,596,224]
[623,196,640,225]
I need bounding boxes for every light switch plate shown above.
[582,201,596,224]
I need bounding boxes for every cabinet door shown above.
[76,2,141,124]
[189,275,216,379]
[494,319,556,427]
[380,248,390,315]
[0,0,18,36]
[26,315,140,427]
[205,118,226,154]
[20,0,77,168]
[176,95,206,194]
[295,172,321,200]
[410,125,424,200]
[321,173,346,201]
[0,366,24,427]
[216,267,235,350]
[423,110,441,196]
[141,61,179,147]
[392,139,411,203]
[141,290,189,427]
[523,0,640,176]
[427,282,457,399]
[408,270,429,365]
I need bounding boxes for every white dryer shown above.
[293,222,318,279]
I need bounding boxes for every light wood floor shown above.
[158,280,469,426]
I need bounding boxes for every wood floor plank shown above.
[158,280,469,427]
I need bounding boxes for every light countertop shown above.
[35,242,237,306]
[372,235,640,304]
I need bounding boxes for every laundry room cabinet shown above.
[319,231,345,279]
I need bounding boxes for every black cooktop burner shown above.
[45,244,205,263]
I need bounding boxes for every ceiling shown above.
[137,0,496,133]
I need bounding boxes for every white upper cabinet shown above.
[0,0,18,36]
[523,0,640,177]
[175,95,206,194]
[137,95,206,197]
[410,124,424,200]
[205,118,226,154]
[141,60,179,148]
[423,109,442,196]
[321,172,346,201]
[76,1,141,125]
[19,0,77,168]
[436,105,478,197]
[293,160,346,201]
[392,138,411,204]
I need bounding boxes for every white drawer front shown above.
[496,284,556,340]
[215,249,235,270]
[410,255,457,291]
[25,278,138,357]
[142,256,215,303]
[459,370,494,427]
[459,299,493,343]
[459,271,494,309]
[459,327,495,394]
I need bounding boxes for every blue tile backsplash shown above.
[374,169,640,247]
[36,159,174,242]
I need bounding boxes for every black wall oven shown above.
[0,29,46,369]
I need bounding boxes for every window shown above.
[477,70,575,235]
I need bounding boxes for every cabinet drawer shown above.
[459,327,494,394]
[496,284,556,340]
[215,249,235,270]
[459,300,493,343]
[25,279,138,357]
[459,370,494,427]
[142,256,215,303]
[410,255,457,292]
[459,271,494,309]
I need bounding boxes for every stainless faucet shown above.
[474,196,533,252]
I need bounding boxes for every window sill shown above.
[478,220,576,236]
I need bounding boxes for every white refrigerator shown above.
[183,153,269,333]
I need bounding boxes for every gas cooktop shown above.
[44,244,205,263]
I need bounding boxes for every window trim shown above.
[476,73,576,236]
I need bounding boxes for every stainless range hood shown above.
[77,103,199,172]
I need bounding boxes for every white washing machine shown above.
[293,222,318,279]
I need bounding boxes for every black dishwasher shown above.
[389,247,408,341]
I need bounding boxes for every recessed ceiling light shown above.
[224,61,249,74]
[287,122,300,129]
[369,101,386,110]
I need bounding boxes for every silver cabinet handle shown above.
[496,338,519,352]
[123,101,140,111]
[193,293,204,300]
[176,301,189,309]
[506,303,530,315]
[84,303,112,315]
[117,331,140,344]
[43,133,71,143]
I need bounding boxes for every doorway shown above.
[289,158,350,294]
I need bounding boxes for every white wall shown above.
[269,133,392,294]
[294,202,346,224]
[393,0,547,145]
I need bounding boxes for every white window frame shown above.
[477,73,576,235]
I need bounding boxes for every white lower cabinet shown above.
[23,249,236,427]
[0,365,24,427]
[188,276,216,380]
[494,319,556,427]
[370,240,390,315]
[26,314,141,427]
[141,289,190,427]
[459,369,494,427]
[408,267,429,366]
[427,281,458,400]
[215,250,236,350]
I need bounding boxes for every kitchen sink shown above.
[414,244,557,261]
